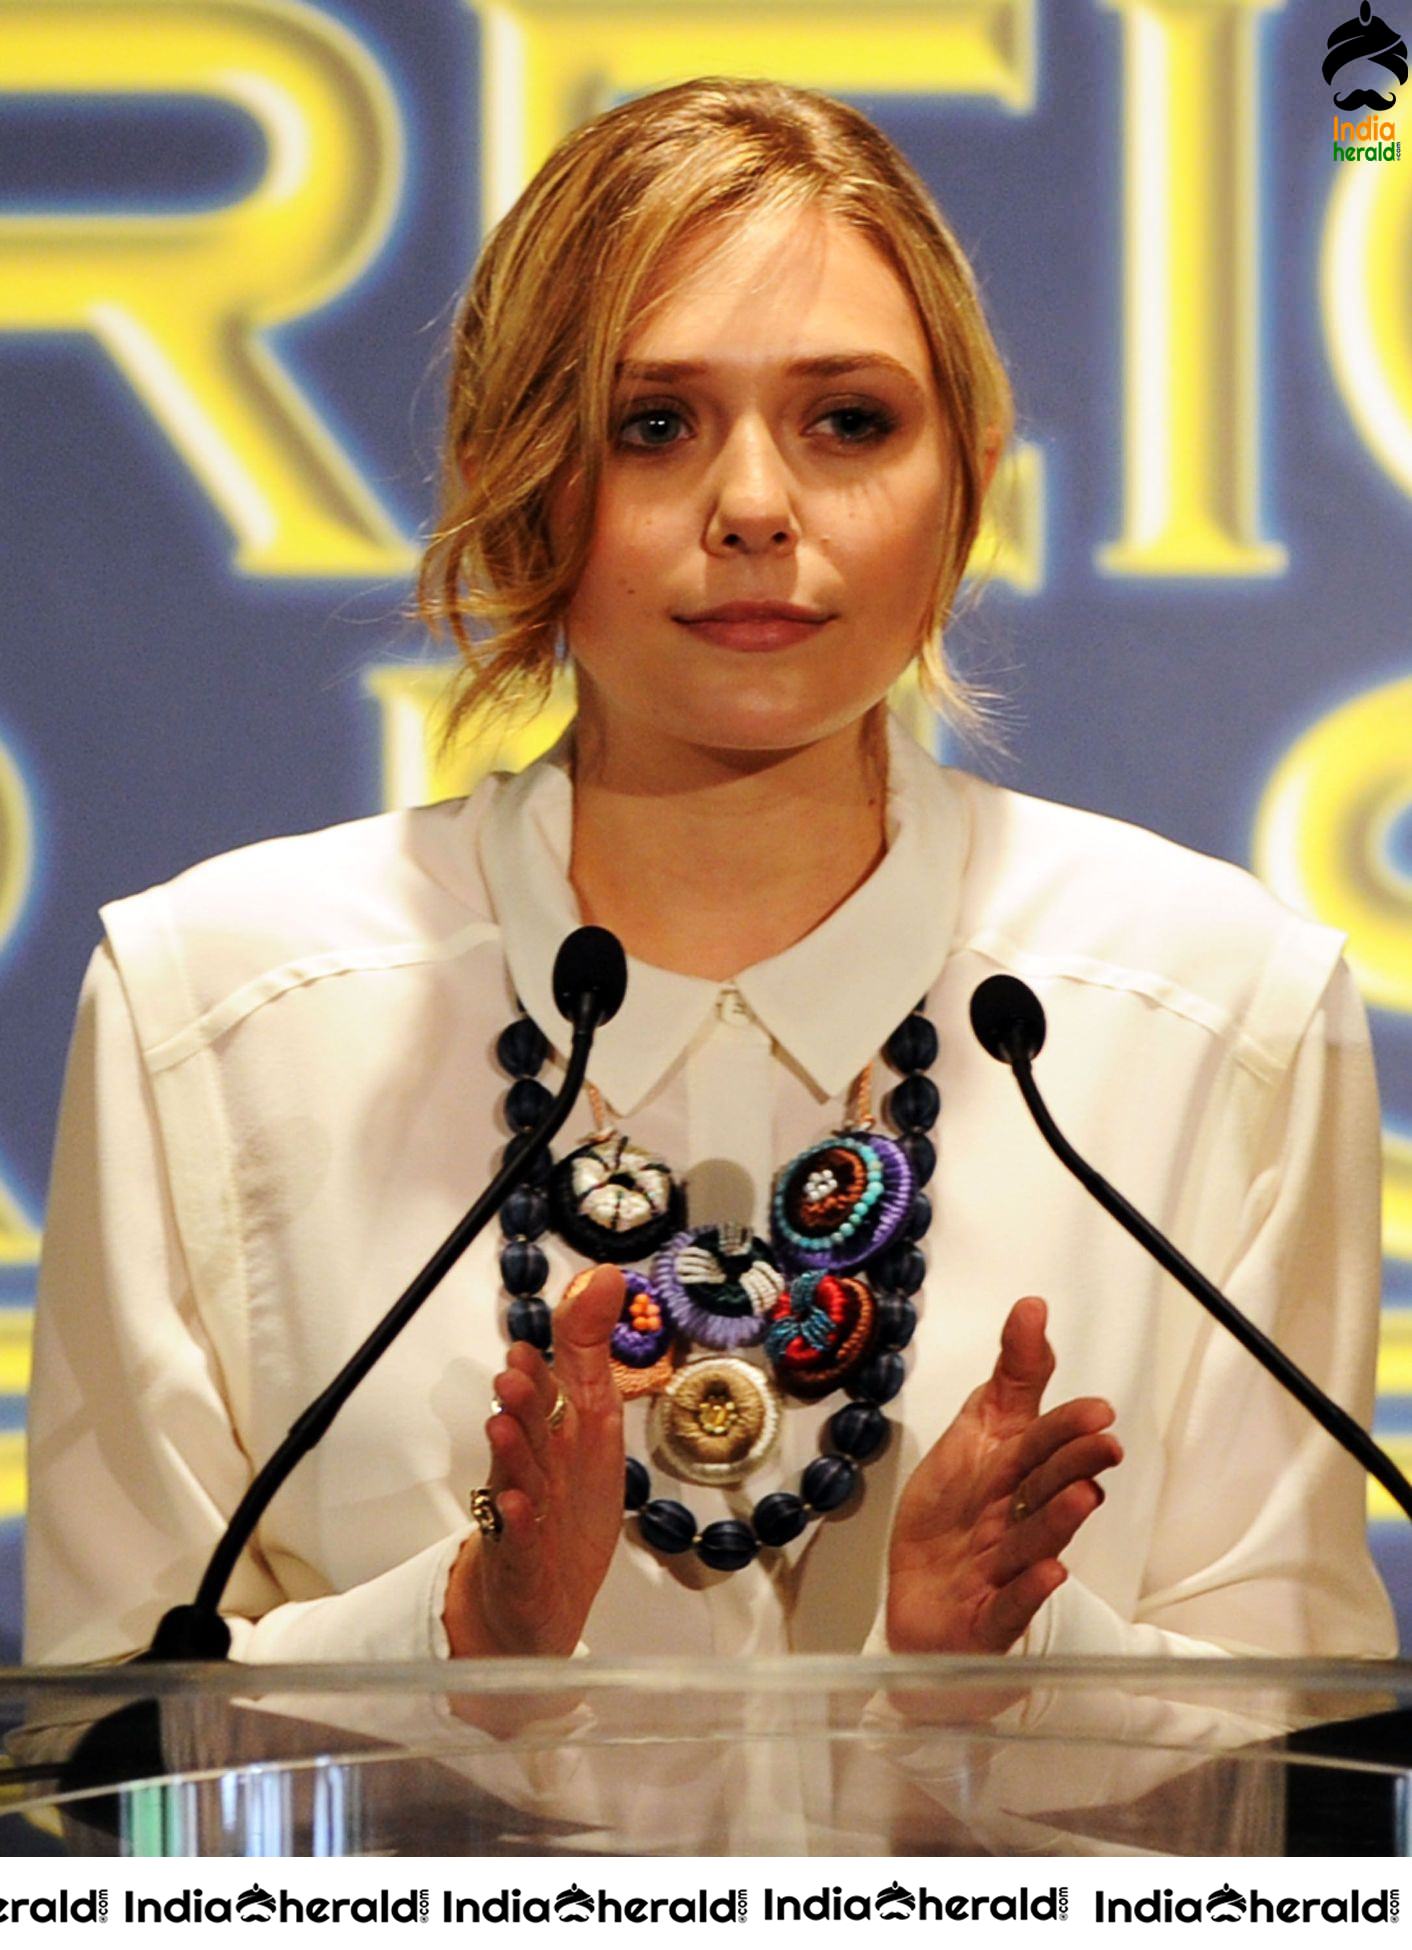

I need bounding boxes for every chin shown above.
[657,685,880,757]
[669,715,854,761]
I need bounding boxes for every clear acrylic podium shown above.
[3,1656,1411,1857]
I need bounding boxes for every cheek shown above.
[578,492,677,600]
[823,475,945,581]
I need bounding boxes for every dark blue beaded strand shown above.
[752,1492,809,1547]
[625,1457,651,1511]
[495,1006,558,1362]
[505,1077,555,1132]
[639,1499,696,1555]
[497,1017,550,1077]
[829,1400,888,1461]
[698,1519,759,1572]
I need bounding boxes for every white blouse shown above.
[23,712,1396,1667]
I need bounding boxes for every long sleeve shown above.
[1020,954,1396,1660]
[23,945,470,1667]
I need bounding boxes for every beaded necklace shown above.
[493,1001,939,1573]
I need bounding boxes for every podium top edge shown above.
[2,1651,1411,1702]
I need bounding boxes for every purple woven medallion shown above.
[770,1129,915,1273]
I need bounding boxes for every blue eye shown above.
[618,407,687,449]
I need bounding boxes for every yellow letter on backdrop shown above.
[0,740,41,1270]
[1097,0,1286,577]
[0,0,412,576]
[1322,157,1412,503]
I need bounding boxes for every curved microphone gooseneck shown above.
[143,925,629,1661]
[969,972,1412,1526]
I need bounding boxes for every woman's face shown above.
[554,207,956,760]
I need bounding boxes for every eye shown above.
[814,402,899,446]
[616,404,690,450]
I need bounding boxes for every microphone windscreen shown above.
[553,925,628,1027]
[969,973,1047,1064]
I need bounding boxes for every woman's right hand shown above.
[443,1264,626,1658]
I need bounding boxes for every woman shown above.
[23,78,1395,1669]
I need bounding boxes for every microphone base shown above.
[139,1605,232,1663]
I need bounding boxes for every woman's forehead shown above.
[622,209,932,374]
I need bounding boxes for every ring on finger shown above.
[469,1486,503,1539]
[547,1386,568,1434]
[1009,1487,1030,1525]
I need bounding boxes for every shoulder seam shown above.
[962,927,1301,1086]
[138,919,502,1073]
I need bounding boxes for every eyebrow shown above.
[615,353,926,395]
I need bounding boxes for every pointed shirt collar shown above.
[477,712,969,1116]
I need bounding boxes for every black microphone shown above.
[968,971,1412,1524]
[969,973,1045,1066]
[554,923,627,1032]
[144,926,628,1662]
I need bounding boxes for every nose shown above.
[703,417,800,557]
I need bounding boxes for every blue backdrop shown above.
[2,0,1410,1657]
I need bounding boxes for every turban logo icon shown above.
[1205,1883,1248,1921]
[1323,1,1409,110]
[235,1884,278,1921]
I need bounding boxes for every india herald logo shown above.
[1323,1,1408,110]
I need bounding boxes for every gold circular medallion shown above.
[649,1355,782,1487]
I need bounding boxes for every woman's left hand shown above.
[884,1295,1122,1655]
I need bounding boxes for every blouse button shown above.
[716,984,753,1026]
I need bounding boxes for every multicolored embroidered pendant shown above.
[651,1223,785,1350]
[610,1273,680,1399]
[549,1133,686,1264]
[561,1265,682,1398]
[649,1355,782,1485]
[770,1130,915,1273]
[765,1269,878,1400]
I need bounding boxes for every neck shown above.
[567,699,890,981]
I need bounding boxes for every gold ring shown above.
[547,1387,568,1433]
[469,1487,503,1538]
[1010,1488,1030,1525]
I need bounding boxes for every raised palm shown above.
[886,1296,1122,1655]
[445,1264,626,1658]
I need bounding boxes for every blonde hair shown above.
[417,76,1014,746]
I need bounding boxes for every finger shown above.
[992,1479,1105,1583]
[1018,1430,1124,1515]
[505,1338,559,1418]
[553,1265,626,1410]
[1010,1396,1117,1483]
[984,1296,1056,1424]
[981,1560,1068,1652]
[485,1397,550,1514]
[492,1365,554,1477]
[494,1487,546,1558]
[476,1485,551,1622]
